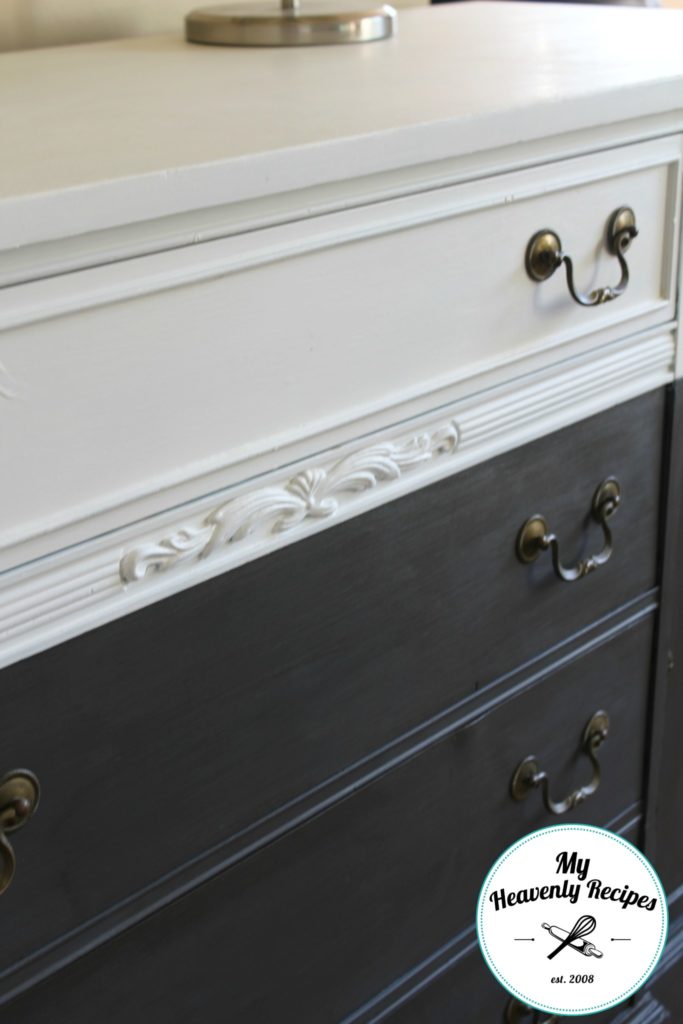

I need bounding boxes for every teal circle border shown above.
[475,824,669,1017]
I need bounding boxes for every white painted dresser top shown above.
[2,1,683,254]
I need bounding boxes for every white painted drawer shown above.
[0,135,680,570]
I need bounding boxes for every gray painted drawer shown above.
[0,612,654,1019]
[0,391,664,989]
[379,928,650,1024]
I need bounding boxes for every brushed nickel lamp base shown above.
[185,0,396,46]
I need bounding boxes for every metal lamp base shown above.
[185,2,396,46]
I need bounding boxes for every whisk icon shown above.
[543,915,602,960]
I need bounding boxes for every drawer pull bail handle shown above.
[505,996,559,1023]
[510,710,609,814]
[516,477,620,583]
[0,770,40,898]
[525,207,638,306]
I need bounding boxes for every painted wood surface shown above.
[0,10,681,1018]
[0,614,656,1017]
[644,380,683,897]
[368,867,660,1024]
[0,392,663,1001]
[0,134,678,576]
[2,4,683,253]
[0,344,671,664]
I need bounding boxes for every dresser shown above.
[1,4,683,1020]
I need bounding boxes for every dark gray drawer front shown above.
[381,943,510,1024]
[354,814,641,1023]
[0,615,654,1021]
[379,939,644,1024]
[0,391,663,980]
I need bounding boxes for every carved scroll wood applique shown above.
[119,420,459,583]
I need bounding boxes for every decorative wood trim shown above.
[0,330,673,670]
[2,136,679,577]
[120,422,459,583]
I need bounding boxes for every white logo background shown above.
[477,825,668,1016]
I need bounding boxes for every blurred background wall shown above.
[0,0,680,51]
[0,0,424,51]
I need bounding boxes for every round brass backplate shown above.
[510,756,540,801]
[592,477,621,518]
[583,710,610,748]
[607,207,637,255]
[525,230,562,283]
[0,770,40,833]
[186,2,396,45]
[516,515,548,564]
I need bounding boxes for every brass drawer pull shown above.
[525,206,637,306]
[516,477,620,583]
[0,770,40,897]
[510,710,609,815]
[505,997,559,1023]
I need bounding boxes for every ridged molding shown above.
[0,329,673,671]
[120,422,459,582]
